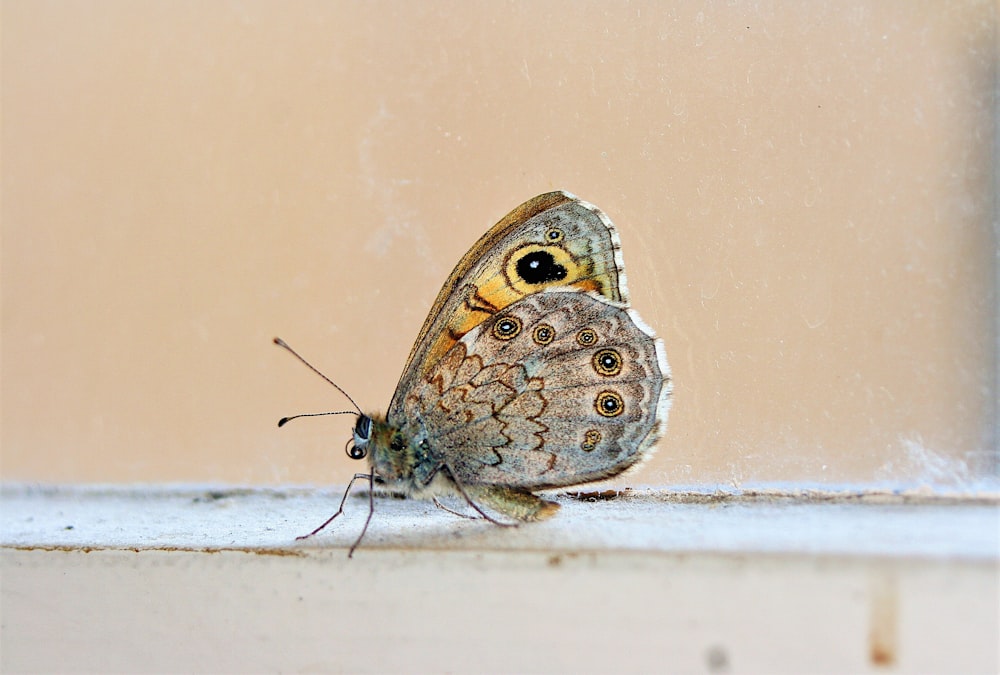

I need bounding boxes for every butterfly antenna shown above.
[277,410,357,428]
[273,337,363,414]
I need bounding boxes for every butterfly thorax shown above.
[352,413,446,495]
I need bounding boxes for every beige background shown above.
[2,1,996,487]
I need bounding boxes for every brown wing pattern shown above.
[403,290,671,489]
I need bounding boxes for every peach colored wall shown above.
[2,1,996,486]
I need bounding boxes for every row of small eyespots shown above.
[494,318,624,376]
[493,315,625,412]
[532,324,600,350]
[491,316,625,449]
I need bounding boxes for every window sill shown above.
[2,483,997,673]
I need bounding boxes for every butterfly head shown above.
[347,414,373,460]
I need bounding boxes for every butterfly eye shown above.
[354,415,372,441]
[592,348,623,377]
[346,439,368,460]
[492,316,522,340]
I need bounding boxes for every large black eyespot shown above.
[515,250,568,285]
[592,348,623,377]
[492,316,522,340]
[595,391,624,417]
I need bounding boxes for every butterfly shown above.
[277,191,671,555]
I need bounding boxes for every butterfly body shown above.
[350,414,454,498]
[285,191,671,547]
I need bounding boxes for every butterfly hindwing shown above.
[402,290,670,490]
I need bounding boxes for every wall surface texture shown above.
[2,2,996,487]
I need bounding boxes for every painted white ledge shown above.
[2,484,998,674]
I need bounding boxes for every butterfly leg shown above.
[347,468,377,558]
[465,486,561,522]
[296,470,374,546]
[432,497,480,520]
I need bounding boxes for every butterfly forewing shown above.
[388,192,627,420]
